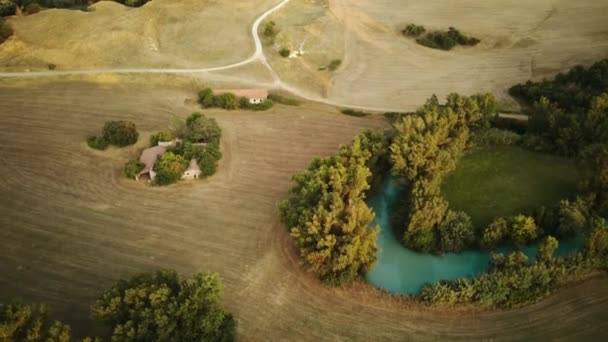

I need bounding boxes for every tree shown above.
[585,217,608,257]
[437,210,475,253]
[177,113,222,144]
[557,198,588,237]
[481,217,509,249]
[102,120,139,147]
[280,133,379,285]
[91,270,235,342]
[198,88,215,108]
[537,235,559,262]
[213,93,238,110]
[509,215,538,247]
[149,130,173,146]
[263,20,277,38]
[123,159,144,179]
[87,135,109,150]
[154,152,187,185]
[0,303,71,342]
[505,251,529,269]
[580,144,608,217]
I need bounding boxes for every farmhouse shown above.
[213,88,268,104]
[136,142,201,182]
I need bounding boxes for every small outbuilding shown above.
[182,159,202,180]
[213,89,268,104]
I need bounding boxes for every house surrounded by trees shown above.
[136,140,202,181]
[213,89,268,104]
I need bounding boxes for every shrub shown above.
[509,214,538,247]
[153,152,187,185]
[481,217,508,249]
[123,159,144,179]
[0,0,16,17]
[263,20,277,38]
[328,59,342,71]
[538,236,559,262]
[198,88,215,108]
[402,24,426,37]
[176,112,221,144]
[0,17,12,45]
[87,135,109,150]
[213,93,238,110]
[102,120,139,147]
[25,3,41,14]
[279,47,290,57]
[415,27,480,51]
[91,270,235,342]
[268,93,300,106]
[47,63,56,70]
[149,130,173,146]
[341,108,370,117]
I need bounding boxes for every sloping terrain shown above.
[0,0,276,70]
[1,82,608,340]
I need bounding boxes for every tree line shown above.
[402,23,480,51]
[0,270,235,341]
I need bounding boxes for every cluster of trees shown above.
[421,219,608,308]
[87,120,139,150]
[279,131,388,285]
[123,113,222,185]
[401,24,480,51]
[0,0,152,15]
[1,270,235,341]
[509,59,608,156]
[389,93,497,253]
[198,88,274,111]
[0,0,16,16]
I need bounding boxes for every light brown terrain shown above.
[1,82,608,340]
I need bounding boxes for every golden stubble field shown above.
[0,0,276,71]
[1,81,608,340]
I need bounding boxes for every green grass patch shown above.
[442,146,581,227]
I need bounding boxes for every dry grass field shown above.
[267,0,608,110]
[1,82,608,340]
[0,0,277,71]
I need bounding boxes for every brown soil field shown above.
[269,0,608,110]
[0,0,276,71]
[1,82,608,340]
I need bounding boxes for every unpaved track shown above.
[0,83,607,340]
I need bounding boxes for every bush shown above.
[279,47,290,57]
[149,130,173,146]
[0,17,12,45]
[25,3,41,14]
[268,93,300,106]
[328,59,342,71]
[176,112,222,145]
[123,159,144,179]
[213,93,238,110]
[91,270,235,342]
[0,303,72,341]
[402,24,426,37]
[0,0,16,17]
[415,27,480,51]
[481,217,508,249]
[47,63,56,70]
[87,135,109,150]
[341,108,370,117]
[263,20,277,38]
[437,210,475,253]
[102,120,139,147]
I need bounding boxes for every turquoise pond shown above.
[366,176,582,295]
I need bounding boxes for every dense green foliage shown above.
[509,60,608,156]
[403,26,480,51]
[402,24,425,37]
[0,303,71,341]
[198,88,273,111]
[389,93,497,253]
[341,108,370,117]
[471,127,521,146]
[149,130,173,146]
[421,228,607,308]
[123,159,144,179]
[92,270,234,342]
[0,0,16,16]
[153,152,188,185]
[280,131,388,285]
[86,135,109,150]
[175,112,221,145]
[279,47,290,58]
[169,141,223,178]
[442,146,581,228]
[263,20,277,38]
[101,120,139,147]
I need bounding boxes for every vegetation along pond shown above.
[366,176,582,294]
